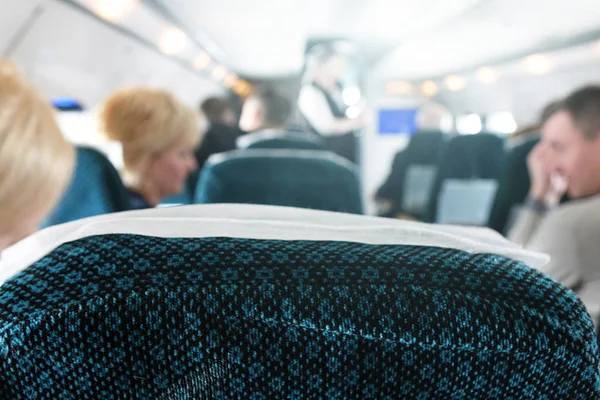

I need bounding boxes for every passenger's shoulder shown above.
[555,195,600,216]
[545,195,600,227]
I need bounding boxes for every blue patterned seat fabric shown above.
[44,147,131,226]
[0,235,598,399]
[195,150,363,214]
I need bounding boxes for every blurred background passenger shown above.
[414,102,454,133]
[195,96,246,173]
[509,86,600,315]
[239,90,293,133]
[100,87,200,209]
[374,102,451,218]
[0,59,75,250]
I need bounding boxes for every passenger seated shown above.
[195,96,246,173]
[509,86,600,318]
[415,101,454,134]
[0,60,74,251]
[239,89,294,134]
[237,89,323,150]
[489,101,565,234]
[100,87,200,209]
[375,102,451,218]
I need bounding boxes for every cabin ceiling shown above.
[155,0,600,79]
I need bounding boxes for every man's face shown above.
[541,110,600,198]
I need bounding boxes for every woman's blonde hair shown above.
[99,87,200,185]
[0,60,75,231]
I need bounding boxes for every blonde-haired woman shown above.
[100,87,200,209]
[0,60,75,251]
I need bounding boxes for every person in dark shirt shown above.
[195,97,246,172]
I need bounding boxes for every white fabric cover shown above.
[0,204,548,286]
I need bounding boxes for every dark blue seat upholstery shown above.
[237,130,326,151]
[425,134,505,223]
[44,147,130,226]
[195,150,363,214]
[1,235,598,398]
[488,138,539,233]
[377,131,445,218]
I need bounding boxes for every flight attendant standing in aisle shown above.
[299,48,367,164]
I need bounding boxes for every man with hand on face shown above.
[509,86,600,319]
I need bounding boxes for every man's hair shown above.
[253,90,292,128]
[539,100,563,126]
[561,85,600,139]
[200,97,231,124]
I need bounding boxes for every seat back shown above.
[195,150,362,214]
[401,164,438,216]
[437,178,499,225]
[377,131,445,218]
[45,147,130,226]
[237,130,326,151]
[1,234,598,398]
[426,134,505,223]
[488,138,539,233]
[404,130,446,164]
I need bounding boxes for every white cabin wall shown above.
[0,0,47,55]
[7,0,224,108]
[1,0,224,167]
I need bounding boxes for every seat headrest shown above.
[237,130,325,150]
[0,215,596,398]
[206,149,357,171]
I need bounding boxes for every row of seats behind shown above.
[380,132,545,232]
[46,131,363,226]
